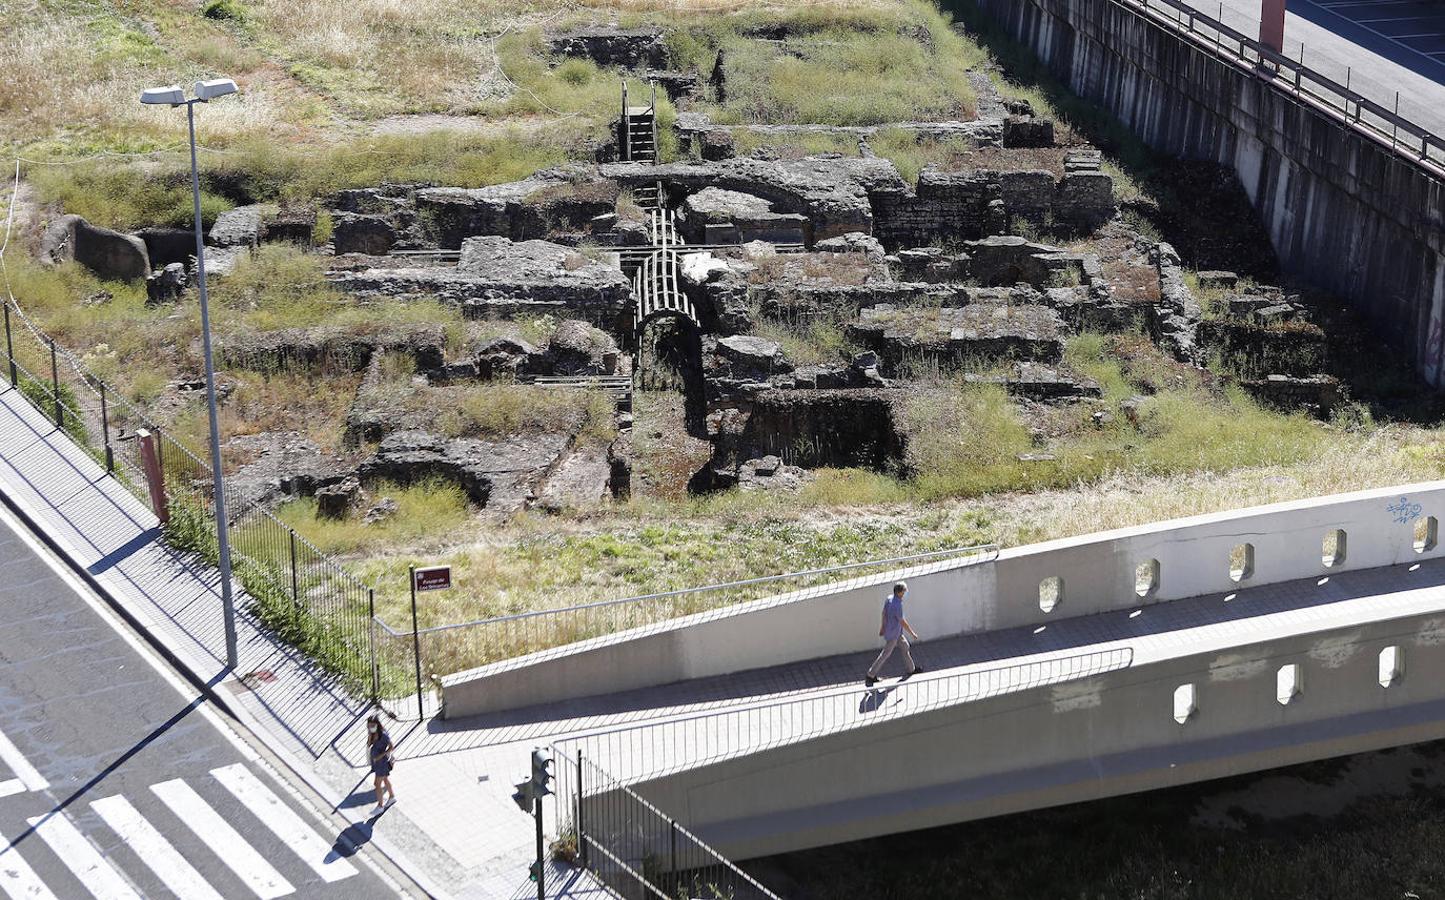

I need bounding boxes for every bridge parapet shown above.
[441,482,1445,718]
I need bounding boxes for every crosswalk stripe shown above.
[0,728,47,793]
[0,825,57,900]
[210,765,358,883]
[151,780,293,899]
[0,782,24,800]
[90,795,224,900]
[27,813,142,900]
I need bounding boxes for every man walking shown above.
[866,581,923,687]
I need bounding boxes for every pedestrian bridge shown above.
[433,482,1445,862]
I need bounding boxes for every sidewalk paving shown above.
[0,383,565,898]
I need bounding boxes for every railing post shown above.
[670,818,678,876]
[100,385,114,475]
[48,338,62,428]
[409,565,425,721]
[1394,92,1401,149]
[576,750,588,868]
[368,588,380,704]
[3,301,15,388]
[288,528,300,618]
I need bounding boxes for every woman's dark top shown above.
[370,729,393,777]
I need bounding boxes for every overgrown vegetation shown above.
[163,488,411,694]
[273,478,473,555]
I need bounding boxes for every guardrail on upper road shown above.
[1112,0,1445,175]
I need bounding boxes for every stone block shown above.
[135,227,195,268]
[333,213,396,256]
[208,205,262,249]
[1002,116,1055,148]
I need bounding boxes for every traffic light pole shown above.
[535,797,546,900]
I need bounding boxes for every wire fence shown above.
[373,544,1000,688]
[0,294,420,736]
[554,746,782,900]
[1117,0,1445,174]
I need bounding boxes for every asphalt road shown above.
[0,504,403,899]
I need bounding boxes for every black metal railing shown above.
[554,746,782,900]
[0,295,421,747]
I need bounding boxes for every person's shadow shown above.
[859,684,899,714]
[327,820,373,863]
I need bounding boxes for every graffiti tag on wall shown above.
[1388,496,1423,524]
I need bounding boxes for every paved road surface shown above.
[1173,0,1445,135]
[0,504,402,899]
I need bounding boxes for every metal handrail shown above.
[557,646,1135,787]
[374,543,999,638]
[554,745,782,899]
[1116,0,1445,173]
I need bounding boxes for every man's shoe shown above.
[370,804,385,817]
[903,665,923,679]
[865,675,878,687]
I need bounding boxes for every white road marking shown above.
[90,795,223,900]
[151,780,293,899]
[0,730,46,794]
[211,765,357,883]
[0,781,24,799]
[0,826,56,900]
[0,462,399,894]
[27,813,142,900]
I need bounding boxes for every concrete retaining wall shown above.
[966,0,1445,384]
[441,482,1445,718]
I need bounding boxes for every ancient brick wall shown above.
[871,167,1115,249]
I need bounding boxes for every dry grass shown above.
[170,370,363,456]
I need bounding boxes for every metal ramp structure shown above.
[631,207,696,333]
[523,374,633,412]
[629,207,702,397]
[620,81,663,211]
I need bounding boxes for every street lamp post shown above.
[140,79,240,669]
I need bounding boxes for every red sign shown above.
[413,566,452,592]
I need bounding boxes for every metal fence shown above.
[1116,0,1445,174]
[372,544,1000,687]
[548,648,1132,898]
[554,746,782,900]
[0,295,417,746]
[557,646,1135,786]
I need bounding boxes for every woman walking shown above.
[367,714,397,817]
